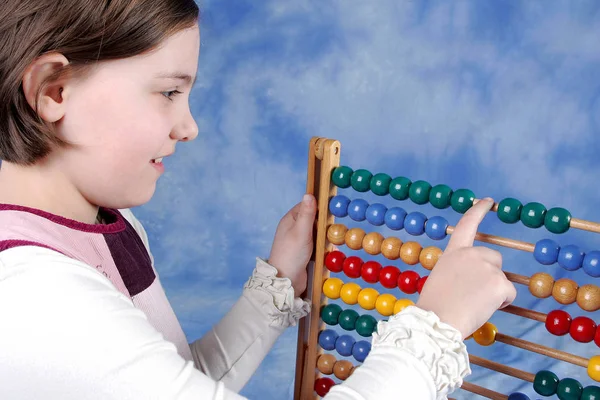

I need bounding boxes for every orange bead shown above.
[340,282,361,305]
[345,227,365,250]
[323,278,344,299]
[400,241,422,265]
[588,355,600,382]
[327,224,348,246]
[357,288,379,310]
[375,293,397,316]
[362,232,384,255]
[381,237,402,260]
[419,246,443,270]
[552,278,578,305]
[317,354,336,375]
[333,360,354,380]
[473,322,497,346]
[529,272,554,298]
[393,298,415,314]
[576,284,600,312]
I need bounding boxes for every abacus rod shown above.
[500,304,546,323]
[473,199,600,234]
[503,272,530,286]
[571,217,600,234]
[445,225,535,252]
[460,381,508,400]
[495,333,588,368]
[469,355,535,382]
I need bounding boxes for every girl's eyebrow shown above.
[155,72,197,86]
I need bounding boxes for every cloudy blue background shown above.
[133,1,600,399]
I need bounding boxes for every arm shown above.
[188,258,310,391]
[0,246,248,400]
[119,209,310,391]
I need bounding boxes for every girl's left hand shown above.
[268,194,317,297]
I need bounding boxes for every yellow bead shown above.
[588,355,600,382]
[322,277,344,299]
[375,293,397,316]
[473,322,497,346]
[357,288,379,310]
[393,298,414,314]
[340,282,361,305]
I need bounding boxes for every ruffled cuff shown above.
[242,257,311,329]
[372,306,470,399]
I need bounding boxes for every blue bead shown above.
[318,329,338,351]
[347,199,369,221]
[558,244,584,271]
[352,340,371,362]
[365,203,387,226]
[404,211,427,236]
[508,393,530,400]
[425,216,449,240]
[329,195,350,218]
[583,251,600,277]
[335,334,355,357]
[384,207,407,230]
[533,239,560,265]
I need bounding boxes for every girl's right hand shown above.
[416,198,517,339]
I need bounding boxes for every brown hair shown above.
[0,0,199,165]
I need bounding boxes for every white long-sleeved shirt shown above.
[0,204,470,399]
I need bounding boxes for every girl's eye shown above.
[161,90,183,100]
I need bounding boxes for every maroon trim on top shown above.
[0,240,63,254]
[104,217,156,296]
[0,204,125,234]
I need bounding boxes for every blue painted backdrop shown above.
[134,1,600,398]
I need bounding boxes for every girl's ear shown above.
[21,52,70,123]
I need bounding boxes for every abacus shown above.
[293,137,600,400]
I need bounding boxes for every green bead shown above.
[320,304,342,326]
[450,189,476,213]
[331,166,353,188]
[521,202,547,228]
[338,309,359,331]
[557,378,583,400]
[350,169,373,192]
[389,177,412,200]
[409,180,432,205]
[429,184,453,209]
[370,173,392,196]
[497,198,522,224]
[545,207,572,234]
[533,370,559,396]
[582,385,600,400]
[355,314,377,337]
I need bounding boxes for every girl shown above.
[0,1,516,399]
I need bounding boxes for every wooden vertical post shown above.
[294,137,341,400]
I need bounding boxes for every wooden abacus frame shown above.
[294,137,341,400]
[293,136,600,400]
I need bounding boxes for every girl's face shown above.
[54,23,200,210]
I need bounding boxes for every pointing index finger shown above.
[445,198,495,251]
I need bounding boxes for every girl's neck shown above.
[0,161,100,224]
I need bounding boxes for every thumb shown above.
[295,194,317,235]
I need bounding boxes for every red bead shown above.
[379,266,401,288]
[417,276,428,293]
[545,309,571,336]
[361,261,382,283]
[398,270,420,294]
[570,316,597,343]
[343,256,363,279]
[325,250,346,273]
[314,377,335,397]
[595,326,600,348]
